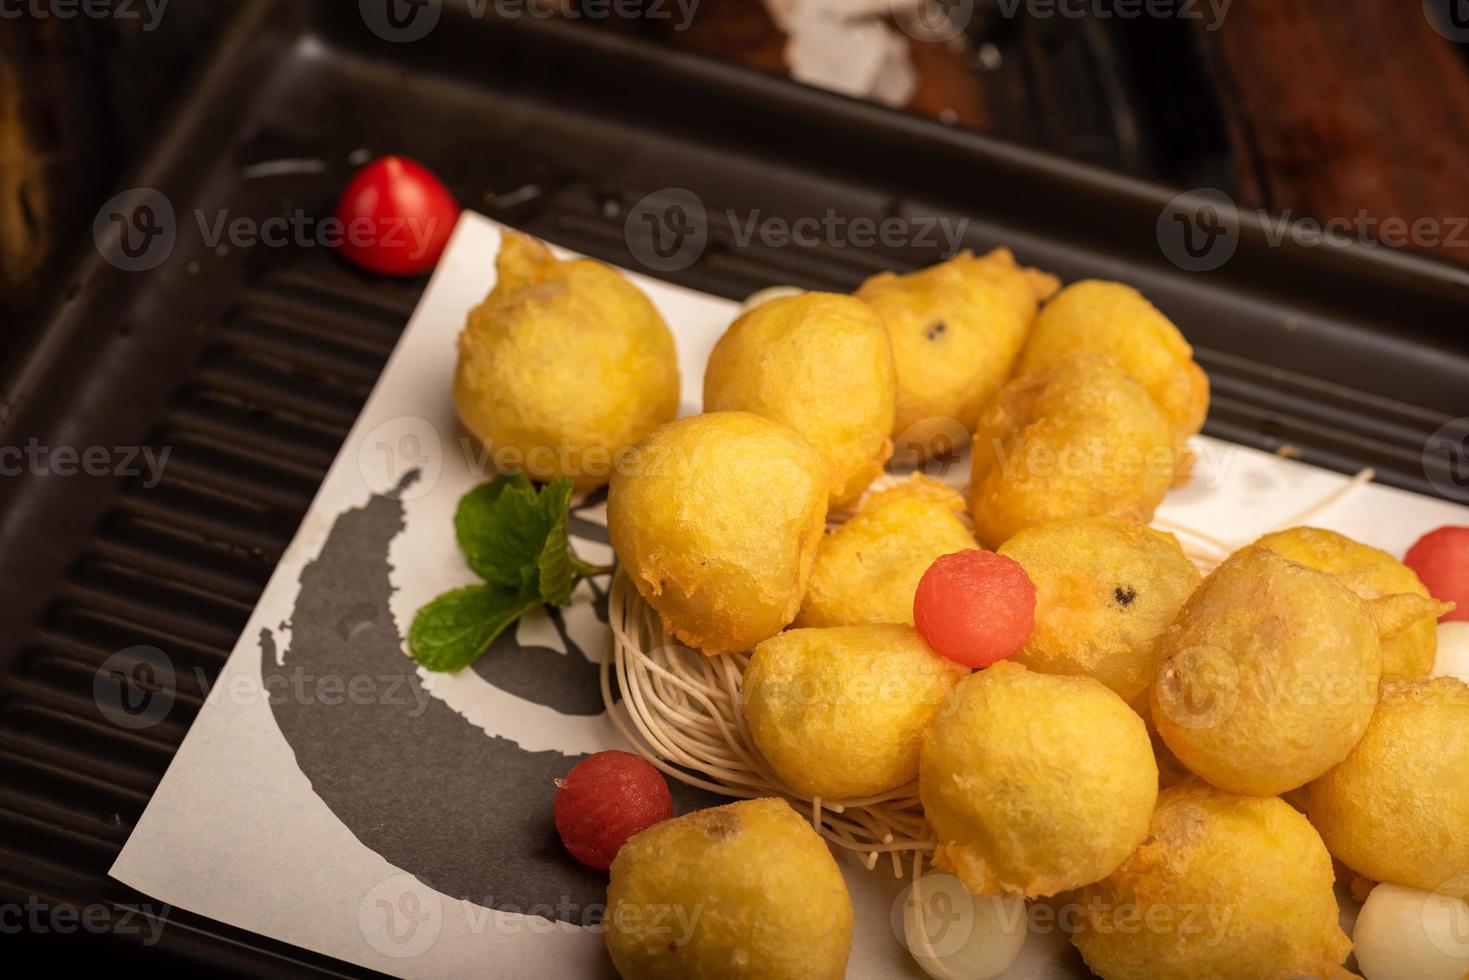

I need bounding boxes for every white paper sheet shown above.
[110,211,1468,978]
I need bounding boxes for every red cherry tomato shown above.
[334,156,459,276]
[553,750,673,870]
[1404,526,1469,622]
[913,549,1036,669]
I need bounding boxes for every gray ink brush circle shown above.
[262,477,721,923]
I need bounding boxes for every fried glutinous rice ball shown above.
[607,412,828,653]
[1150,546,1382,796]
[1017,280,1208,447]
[855,248,1059,460]
[796,476,975,628]
[743,624,966,799]
[920,661,1157,897]
[703,292,896,508]
[1256,526,1447,682]
[1072,781,1352,980]
[998,516,1201,701]
[454,231,679,491]
[968,354,1178,548]
[1307,676,1469,898]
[606,798,852,980]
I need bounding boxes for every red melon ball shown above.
[554,750,673,870]
[913,549,1037,669]
[1404,526,1469,622]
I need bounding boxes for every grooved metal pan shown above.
[2,0,1467,971]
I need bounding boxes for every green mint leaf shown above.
[408,583,540,672]
[536,478,576,606]
[454,472,548,591]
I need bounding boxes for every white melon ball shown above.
[899,871,1027,980]
[1354,882,1469,980]
[1432,621,1469,683]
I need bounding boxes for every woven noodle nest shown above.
[598,468,1375,879]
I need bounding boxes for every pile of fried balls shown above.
[454,232,1469,980]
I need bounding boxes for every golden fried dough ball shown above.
[742,625,967,799]
[1307,676,1469,898]
[1150,546,1382,796]
[703,292,895,508]
[454,232,679,490]
[998,517,1201,700]
[856,248,1058,459]
[607,413,827,653]
[1256,526,1443,681]
[606,798,852,980]
[1018,280,1208,447]
[969,354,1178,548]
[1072,781,1352,980]
[920,662,1157,897]
[796,481,975,629]
[859,471,967,513]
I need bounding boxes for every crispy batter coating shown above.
[606,798,852,980]
[998,517,1201,700]
[1307,676,1469,898]
[1073,782,1353,980]
[454,232,679,490]
[1150,547,1383,796]
[796,482,975,629]
[1256,526,1443,681]
[969,354,1178,548]
[607,412,828,653]
[856,249,1058,458]
[920,662,1157,897]
[704,292,896,508]
[742,625,967,799]
[1018,280,1209,447]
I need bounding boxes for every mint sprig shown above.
[410,473,613,671]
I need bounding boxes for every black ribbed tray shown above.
[2,0,1467,972]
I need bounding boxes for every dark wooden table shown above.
[4,0,1468,353]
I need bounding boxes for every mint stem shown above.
[569,556,615,578]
